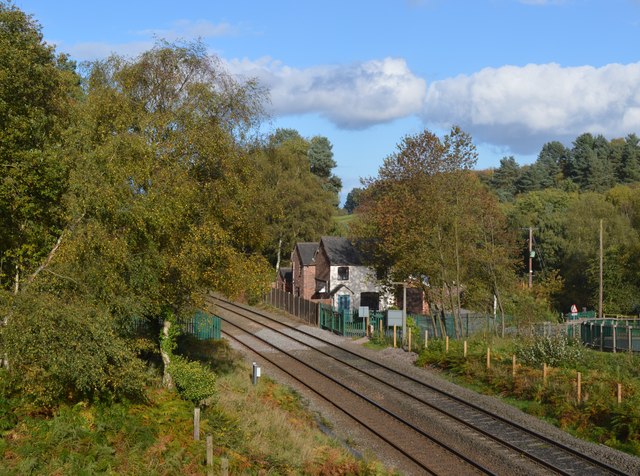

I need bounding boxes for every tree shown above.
[1,40,274,404]
[489,156,520,201]
[308,135,342,205]
[344,187,364,214]
[0,2,79,293]
[253,130,334,272]
[620,134,640,183]
[353,127,517,335]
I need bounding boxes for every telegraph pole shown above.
[599,219,603,319]
[528,227,533,288]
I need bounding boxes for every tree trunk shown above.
[161,320,174,390]
[13,265,19,295]
[274,236,283,282]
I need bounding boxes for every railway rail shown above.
[207,294,633,476]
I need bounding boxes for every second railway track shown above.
[207,294,636,476]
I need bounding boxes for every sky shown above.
[13,0,640,200]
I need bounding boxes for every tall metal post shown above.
[402,283,407,344]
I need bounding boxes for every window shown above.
[338,266,349,280]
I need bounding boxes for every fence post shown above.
[194,407,200,441]
[577,372,582,403]
[408,327,412,352]
[206,435,214,476]
[445,336,449,353]
[393,325,397,348]
[512,354,516,377]
[486,347,491,369]
[613,323,617,353]
[425,330,429,349]
[543,363,547,386]
[463,340,467,358]
[618,383,622,404]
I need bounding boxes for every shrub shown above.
[169,355,217,405]
[515,334,583,368]
[1,293,147,408]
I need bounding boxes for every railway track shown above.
[207,294,633,476]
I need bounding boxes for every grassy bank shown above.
[415,335,640,456]
[0,340,393,475]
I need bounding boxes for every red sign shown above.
[571,304,578,314]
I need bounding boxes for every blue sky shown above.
[13,0,640,200]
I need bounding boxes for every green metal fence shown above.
[180,311,221,340]
[580,319,640,353]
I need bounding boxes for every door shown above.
[338,294,351,321]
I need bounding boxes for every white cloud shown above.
[226,57,427,129]
[136,19,236,41]
[62,20,237,61]
[66,41,154,61]
[424,62,640,153]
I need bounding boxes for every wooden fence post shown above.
[408,327,412,352]
[425,330,428,349]
[463,340,467,358]
[393,325,397,348]
[221,457,229,476]
[512,354,516,377]
[486,347,491,369]
[543,363,547,386]
[206,435,214,476]
[194,407,200,441]
[618,383,622,404]
[445,336,449,353]
[577,372,582,403]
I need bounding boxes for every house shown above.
[291,242,319,300]
[275,267,292,293]
[312,236,384,314]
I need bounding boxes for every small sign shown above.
[571,304,578,315]
[359,306,370,318]
[387,310,403,327]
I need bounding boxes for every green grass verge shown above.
[0,340,395,475]
[414,335,640,456]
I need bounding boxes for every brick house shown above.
[275,267,292,293]
[313,236,384,314]
[291,242,319,300]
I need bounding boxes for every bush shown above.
[515,334,583,368]
[1,293,147,408]
[169,355,217,405]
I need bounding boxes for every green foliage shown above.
[1,292,147,407]
[168,355,217,405]
[0,2,79,291]
[418,337,640,455]
[515,334,584,368]
[344,187,364,214]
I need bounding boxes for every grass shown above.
[0,339,395,475]
[413,334,640,456]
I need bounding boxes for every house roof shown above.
[320,236,363,266]
[295,242,318,266]
[278,267,292,281]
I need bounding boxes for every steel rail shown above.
[210,295,628,476]
[219,315,493,475]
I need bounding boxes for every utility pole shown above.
[599,219,603,319]
[528,227,533,289]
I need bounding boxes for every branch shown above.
[24,232,65,288]
[21,213,85,293]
